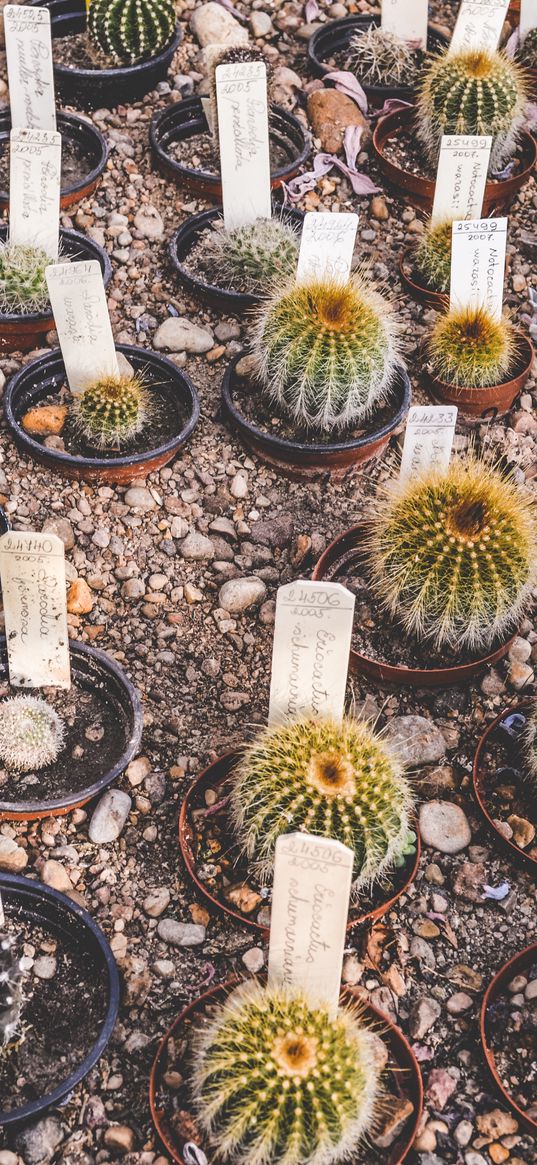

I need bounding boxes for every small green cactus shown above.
[192,980,382,1165]
[366,460,537,652]
[71,374,149,449]
[518,27,537,67]
[198,218,300,295]
[414,218,453,294]
[0,934,25,1049]
[427,305,517,387]
[0,243,50,315]
[88,0,176,66]
[252,276,399,432]
[229,715,414,891]
[0,696,65,772]
[416,48,528,169]
[349,25,420,87]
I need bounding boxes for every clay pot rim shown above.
[0,109,108,205]
[308,13,448,101]
[399,248,449,309]
[0,225,112,325]
[480,940,537,1135]
[0,635,143,819]
[312,522,517,687]
[426,331,534,415]
[0,870,120,1127]
[178,751,421,936]
[3,343,200,476]
[150,976,424,1165]
[472,699,537,874]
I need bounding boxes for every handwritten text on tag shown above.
[431,135,492,225]
[216,61,272,231]
[296,212,359,285]
[381,0,428,48]
[9,128,61,259]
[45,261,120,393]
[449,0,509,54]
[450,216,508,319]
[0,531,70,689]
[4,5,56,132]
[400,405,458,481]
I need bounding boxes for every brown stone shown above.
[507,814,535,848]
[67,578,94,615]
[307,88,371,155]
[372,1095,415,1149]
[225,882,263,915]
[22,404,68,437]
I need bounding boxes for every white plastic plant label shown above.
[216,60,272,231]
[45,260,120,393]
[520,0,537,38]
[449,0,509,54]
[268,580,356,727]
[4,5,56,132]
[449,216,508,319]
[431,135,492,225]
[296,212,359,285]
[381,0,428,48]
[267,833,354,1018]
[0,531,70,689]
[9,128,61,259]
[400,405,458,481]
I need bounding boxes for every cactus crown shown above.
[518,26,537,66]
[427,305,517,387]
[252,275,399,432]
[191,979,382,1165]
[88,0,176,66]
[366,460,537,652]
[229,715,414,892]
[416,48,528,169]
[0,934,25,1048]
[0,696,65,772]
[349,25,420,87]
[414,218,453,294]
[71,374,149,449]
[198,217,300,295]
[0,243,51,315]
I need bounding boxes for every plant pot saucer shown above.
[0,110,108,211]
[373,106,537,213]
[150,977,423,1165]
[312,523,516,688]
[0,871,120,1127]
[169,206,305,315]
[425,332,534,420]
[4,344,200,484]
[221,354,411,481]
[150,96,311,199]
[307,14,448,109]
[481,941,537,1136]
[473,700,537,874]
[399,248,448,310]
[178,752,421,936]
[0,223,112,354]
[0,635,142,820]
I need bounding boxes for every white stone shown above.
[191,2,248,47]
[157,918,206,946]
[384,716,447,765]
[419,801,472,854]
[180,532,215,561]
[230,470,249,499]
[250,12,273,37]
[124,486,157,511]
[219,576,266,614]
[89,789,132,843]
[242,946,265,973]
[0,836,28,872]
[153,316,214,354]
[133,204,164,240]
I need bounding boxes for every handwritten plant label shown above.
[400,405,458,481]
[9,128,61,259]
[449,0,509,54]
[431,135,492,225]
[450,216,508,319]
[268,580,355,727]
[45,261,120,393]
[216,60,272,231]
[296,212,359,285]
[381,0,428,48]
[4,5,56,131]
[520,0,537,39]
[0,531,70,689]
[268,833,354,1017]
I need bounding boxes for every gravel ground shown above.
[0,2,536,1164]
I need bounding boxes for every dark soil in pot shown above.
[481,942,537,1135]
[473,702,537,873]
[0,110,108,211]
[178,753,420,936]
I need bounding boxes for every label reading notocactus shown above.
[381,0,428,48]
[45,260,120,393]
[216,61,272,231]
[0,531,70,689]
[449,0,509,54]
[4,6,56,132]
[431,135,492,226]
[450,216,508,319]
[9,128,61,260]
[296,212,359,285]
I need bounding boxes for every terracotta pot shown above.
[426,332,534,420]
[312,523,515,687]
[150,96,311,199]
[4,344,200,484]
[399,248,449,310]
[308,14,448,109]
[372,106,537,213]
[0,110,108,211]
[472,700,536,874]
[178,752,421,936]
[150,977,423,1165]
[0,636,143,820]
[481,941,537,1136]
[221,354,411,481]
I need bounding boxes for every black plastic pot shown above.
[0,223,112,354]
[0,508,9,536]
[29,0,182,108]
[0,871,120,1127]
[4,344,200,483]
[0,110,108,211]
[169,206,304,314]
[150,96,311,199]
[308,15,448,108]
[0,635,143,819]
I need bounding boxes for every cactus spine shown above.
[192,980,382,1165]
[88,0,176,66]
[72,374,148,449]
[0,696,65,772]
[199,218,300,295]
[0,243,50,315]
[349,25,420,87]
[427,305,517,387]
[0,935,25,1049]
[230,715,414,891]
[414,218,453,294]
